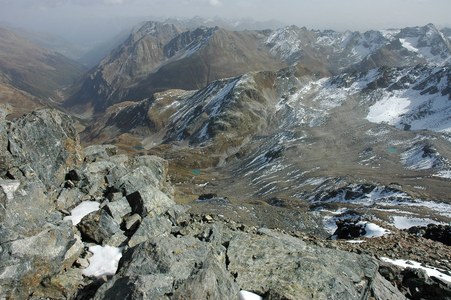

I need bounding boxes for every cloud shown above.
[103,0,131,4]
[209,0,221,7]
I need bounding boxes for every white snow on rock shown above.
[366,95,411,125]
[399,38,419,53]
[400,143,441,170]
[434,170,451,179]
[63,201,100,225]
[366,73,451,132]
[346,240,366,244]
[392,216,445,229]
[381,257,451,283]
[358,221,390,238]
[82,245,123,278]
[0,180,20,200]
[239,290,263,300]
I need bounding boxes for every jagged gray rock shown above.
[77,209,121,244]
[227,228,379,300]
[125,186,175,218]
[6,109,82,187]
[128,214,172,247]
[94,235,239,299]
[104,196,132,224]
[0,223,76,299]
[371,273,407,300]
[83,144,117,162]
[0,179,52,240]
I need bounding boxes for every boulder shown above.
[370,272,407,300]
[128,215,172,247]
[333,219,366,239]
[104,196,132,224]
[401,268,451,299]
[56,187,86,211]
[84,144,117,162]
[0,223,76,299]
[6,109,82,187]
[81,160,118,197]
[132,155,174,197]
[407,224,451,246]
[116,166,164,195]
[77,210,121,244]
[227,228,379,299]
[94,235,238,299]
[125,186,175,218]
[0,179,53,240]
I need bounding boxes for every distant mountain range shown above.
[75,21,451,207]
[0,19,449,204]
[65,22,451,116]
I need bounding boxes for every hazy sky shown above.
[0,0,450,44]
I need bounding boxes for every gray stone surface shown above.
[128,214,172,247]
[7,109,82,187]
[94,235,238,299]
[117,166,162,195]
[0,179,52,240]
[84,144,117,162]
[132,155,174,197]
[77,209,121,244]
[371,272,407,300]
[104,196,132,224]
[56,187,85,210]
[125,186,175,218]
[0,223,76,299]
[227,228,379,300]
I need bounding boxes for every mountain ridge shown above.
[65,22,451,117]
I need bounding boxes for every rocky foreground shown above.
[0,108,450,299]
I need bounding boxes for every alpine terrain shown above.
[0,18,450,300]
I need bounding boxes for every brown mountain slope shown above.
[65,23,286,115]
[0,27,85,100]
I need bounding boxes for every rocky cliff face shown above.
[0,109,429,299]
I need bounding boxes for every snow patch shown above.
[358,221,390,238]
[381,257,451,283]
[63,201,100,225]
[0,180,20,200]
[392,216,445,229]
[399,38,419,53]
[366,67,451,132]
[366,95,411,125]
[434,170,451,179]
[346,240,366,244]
[82,245,123,278]
[239,290,263,300]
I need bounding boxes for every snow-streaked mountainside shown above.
[85,61,451,236]
[366,66,451,132]
[76,21,451,238]
[65,22,451,116]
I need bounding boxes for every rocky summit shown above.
[0,110,450,299]
[1,18,451,300]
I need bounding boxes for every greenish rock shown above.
[77,209,121,244]
[83,144,117,162]
[227,228,379,300]
[7,109,82,188]
[94,235,238,299]
[128,215,172,248]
